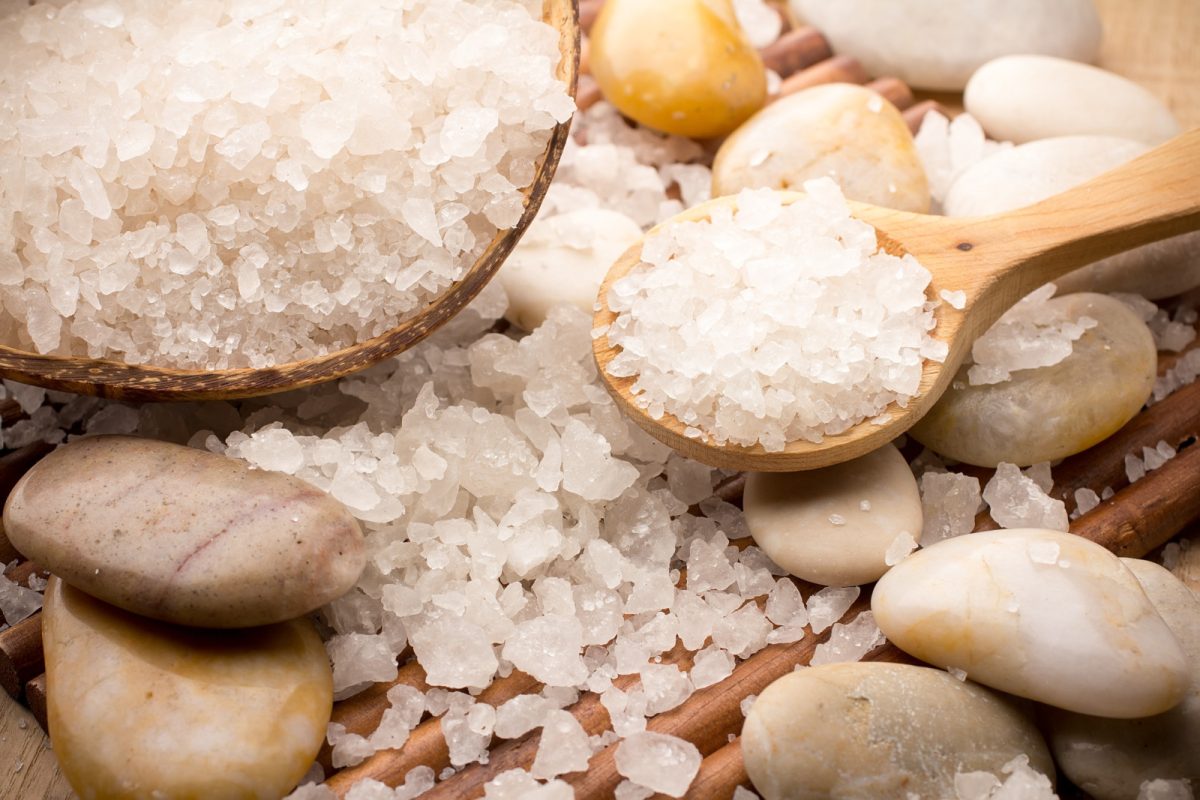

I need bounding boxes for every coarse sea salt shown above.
[0,0,571,369]
[967,285,1097,386]
[605,182,945,451]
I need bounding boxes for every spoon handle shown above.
[971,127,1200,300]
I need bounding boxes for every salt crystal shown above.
[810,611,887,665]
[733,788,761,800]
[968,285,1095,385]
[884,532,918,566]
[0,572,43,625]
[690,646,735,689]
[530,710,591,779]
[1126,453,1147,483]
[733,0,783,48]
[806,586,860,634]
[615,781,655,800]
[327,723,375,768]
[614,732,702,798]
[1137,778,1195,800]
[939,289,967,309]
[983,463,1068,531]
[740,694,757,717]
[1073,488,1102,516]
[494,694,554,739]
[326,633,399,694]
[919,472,982,543]
[639,663,693,714]
[947,667,968,681]
[828,514,846,527]
[1026,540,1060,565]
[502,616,588,687]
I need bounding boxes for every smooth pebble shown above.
[744,444,923,586]
[965,55,1182,145]
[1042,559,1200,800]
[910,293,1157,468]
[498,208,643,332]
[945,135,1200,299]
[742,662,1054,800]
[789,0,1101,91]
[713,84,930,212]
[43,577,332,800]
[4,435,365,628]
[590,0,767,138]
[873,529,1190,718]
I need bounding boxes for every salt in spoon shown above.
[593,128,1200,472]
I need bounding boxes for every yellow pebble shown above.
[590,0,767,139]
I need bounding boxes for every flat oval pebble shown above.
[789,0,1101,91]
[1042,559,1200,800]
[712,84,930,212]
[43,577,332,800]
[965,55,1182,145]
[873,529,1190,718]
[4,435,365,628]
[498,208,644,332]
[944,135,1200,299]
[742,662,1054,800]
[910,293,1156,468]
[744,444,922,586]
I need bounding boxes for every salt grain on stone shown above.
[919,471,983,543]
[968,285,1096,385]
[810,610,887,666]
[605,182,944,450]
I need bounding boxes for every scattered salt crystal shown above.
[983,463,1068,532]
[1126,453,1147,483]
[1026,540,1061,565]
[733,788,761,800]
[884,532,918,566]
[530,710,591,779]
[947,667,968,682]
[1137,778,1195,800]
[764,579,805,627]
[502,616,588,687]
[859,500,872,512]
[640,663,693,714]
[810,611,887,666]
[828,514,847,527]
[0,572,43,626]
[740,694,758,717]
[690,646,736,689]
[614,732,702,798]
[326,634,399,694]
[1073,488,1102,517]
[327,723,375,769]
[615,781,655,800]
[284,783,337,800]
[939,289,967,309]
[919,472,982,543]
[733,0,783,48]
[806,586,860,634]
[915,111,1011,208]
[606,183,942,450]
[954,755,1057,800]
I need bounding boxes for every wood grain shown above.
[0,0,580,403]
[591,133,1200,472]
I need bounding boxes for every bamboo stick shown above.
[24,673,47,734]
[0,613,42,699]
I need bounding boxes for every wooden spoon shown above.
[593,128,1200,472]
[0,0,578,402]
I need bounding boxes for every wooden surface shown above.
[593,135,1200,472]
[1,1,1198,797]
[0,0,579,403]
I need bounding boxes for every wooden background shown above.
[1,0,1197,796]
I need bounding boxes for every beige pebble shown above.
[499,208,644,332]
[742,662,1054,800]
[4,435,365,627]
[874,529,1190,718]
[944,136,1200,299]
[910,293,1156,468]
[1042,559,1200,800]
[789,0,1101,91]
[965,55,1181,145]
[712,84,930,212]
[43,577,332,800]
[744,443,922,586]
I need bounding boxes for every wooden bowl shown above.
[0,0,580,402]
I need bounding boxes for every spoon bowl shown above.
[593,128,1200,471]
[0,0,579,402]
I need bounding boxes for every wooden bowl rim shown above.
[0,0,580,402]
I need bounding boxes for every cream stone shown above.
[965,56,1182,145]
[43,577,332,800]
[499,208,644,332]
[910,294,1157,468]
[944,136,1200,299]
[1042,559,1200,800]
[873,529,1190,718]
[744,444,922,587]
[788,0,1102,91]
[712,84,930,212]
[742,662,1054,800]
[4,435,365,628]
